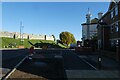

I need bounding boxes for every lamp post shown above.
[98,47,102,70]
[97,23,103,70]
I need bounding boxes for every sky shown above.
[2,2,110,41]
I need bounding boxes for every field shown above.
[0,37,67,48]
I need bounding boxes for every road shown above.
[1,49,120,80]
[1,49,28,78]
[2,49,97,79]
[62,50,95,70]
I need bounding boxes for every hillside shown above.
[0,37,67,48]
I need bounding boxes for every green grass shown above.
[1,37,67,48]
[58,43,68,48]
[1,37,21,48]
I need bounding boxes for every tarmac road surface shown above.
[1,49,28,78]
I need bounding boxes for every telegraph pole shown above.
[20,22,22,45]
[20,21,24,45]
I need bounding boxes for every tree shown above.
[59,32,76,46]
[91,18,98,23]
[91,35,98,40]
[13,34,16,39]
[70,33,76,44]
[52,35,56,41]
[45,35,46,40]
[27,35,29,40]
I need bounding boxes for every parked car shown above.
[70,44,77,49]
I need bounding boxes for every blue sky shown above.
[2,2,109,41]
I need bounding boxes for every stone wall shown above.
[0,31,54,41]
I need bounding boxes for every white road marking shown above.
[71,51,97,70]
[79,57,98,70]
[3,55,28,80]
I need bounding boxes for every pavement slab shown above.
[66,70,120,79]
[8,69,48,79]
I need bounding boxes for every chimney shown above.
[98,12,103,19]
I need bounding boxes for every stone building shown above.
[0,31,54,41]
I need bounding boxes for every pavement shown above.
[66,70,120,79]
[83,54,120,70]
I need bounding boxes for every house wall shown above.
[82,24,97,40]
[97,2,120,61]
[98,2,120,50]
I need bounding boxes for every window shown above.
[111,11,113,18]
[111,22,119,33]
[115,22,118,32]
[115,6,118,16]
[111,25,114,33]
[100,20,103,22]
[110,40,114,47]
[116,40,119,45]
